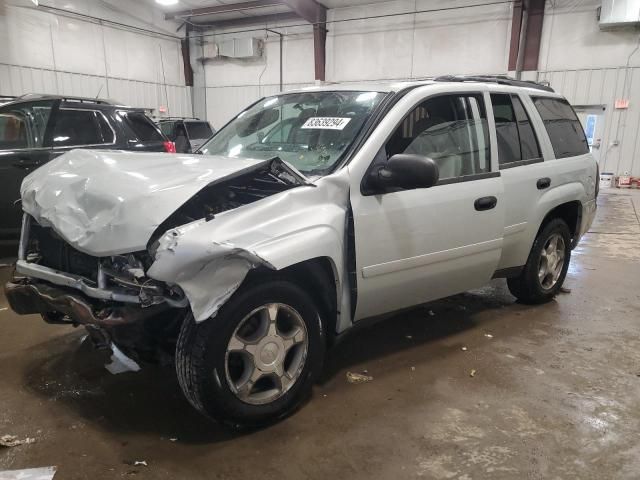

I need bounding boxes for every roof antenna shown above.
[95,84,103,100]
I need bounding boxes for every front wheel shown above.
[507,218,572,304]
[175,279,325,428]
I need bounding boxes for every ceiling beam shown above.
[165,0,288,20]
[282,0,325,23]
[283,0,327,81]
[191,11,300,29]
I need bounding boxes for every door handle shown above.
[474,196,497,211]
[537,177,551,189]
[12,157,40,169]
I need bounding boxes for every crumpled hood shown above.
[21,149,284,256]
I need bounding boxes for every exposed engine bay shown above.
[149,157,304,246]
[7,149,350,364]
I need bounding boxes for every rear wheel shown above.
[507,218,571,304]
[175,279,325,428]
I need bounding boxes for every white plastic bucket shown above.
[599,172,614,189]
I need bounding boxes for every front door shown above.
[0,100,56,240]
[351,92,505,321]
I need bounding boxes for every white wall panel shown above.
[0,0,191,117]
[327,0,415,82]
[0,5,55,70]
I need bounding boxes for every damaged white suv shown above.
[6,76,597,427]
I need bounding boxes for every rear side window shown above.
[386,94,491,180]
[120,111,164,142]
[159,122,174,137]
[51,109,114,147]
[185,121,214,139]
[491,94,541,166]
[532,97,589,159]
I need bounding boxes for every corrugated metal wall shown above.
[0,62,192,117]
[530,67,640,176]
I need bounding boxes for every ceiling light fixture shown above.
[155,0,179,6]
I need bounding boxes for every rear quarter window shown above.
[120,111,164,142]
[532,97,589,159]
[185,121,214,139]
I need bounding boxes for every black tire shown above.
[507,218,572,304]
[175,278,325,429]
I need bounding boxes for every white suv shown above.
[6,76,597,427]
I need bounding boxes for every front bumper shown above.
[5,276,169,327]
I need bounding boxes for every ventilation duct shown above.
[599,0,640,29]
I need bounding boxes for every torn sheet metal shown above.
[0,467,56,480]
[20,150,282,256]
[147,170,351,323]
[105,343,141,374]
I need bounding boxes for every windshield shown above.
[199,90,386,176]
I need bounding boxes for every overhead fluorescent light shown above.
[155,0,179,5]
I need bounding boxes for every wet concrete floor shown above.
[1,190,639,479]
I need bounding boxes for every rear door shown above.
[490,92,549,270]
[118,110,167,152]
[0,100,56,239]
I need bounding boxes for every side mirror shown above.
[367,154,439,193]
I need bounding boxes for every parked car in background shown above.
[0,94,175,243]
[158,117,215,153]
[6,77,597,427]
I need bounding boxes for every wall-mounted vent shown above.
[599,0,640,29]
[201,37,263,60]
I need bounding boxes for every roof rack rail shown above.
[16,93,114,104]
[158,116,201,121]
[434,75,555,93]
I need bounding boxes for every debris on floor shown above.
[560,287,572,294]
[427,310,435,316]
[133,461,148,467]
[410,366,415,371]
[105,344,141,375]
[0,466,56,480]
[484,333,493,339]
[0,435,36,447]
[346,372,373,384]
[461,346,468,351]
[405,335,412,339]
[469,369,477,377]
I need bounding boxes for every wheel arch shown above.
[538,200,583,247]
[242,256,340,343]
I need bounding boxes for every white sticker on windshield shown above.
[301,117,351,130]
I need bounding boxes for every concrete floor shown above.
[1,190,639,479]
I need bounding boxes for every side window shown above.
[159,122,174,137]
[120,112,164,142]
[490,93,541,166]
[385,94,491,180]
[532,97,589,159]
[0,101,53,150]
[512,96,541,160]
[51,109,113,147]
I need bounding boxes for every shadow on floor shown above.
[20,280,518,444]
